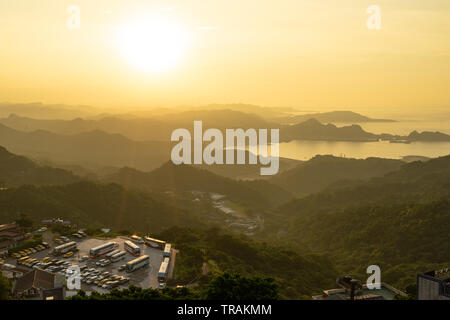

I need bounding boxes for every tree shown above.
[205,273,279,300]
[16,213,33,228]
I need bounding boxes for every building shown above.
[1,264,29,280]
[12,268,63,298]
[0,223,25,243]
[312,275,407,300]
[417,268,450,300]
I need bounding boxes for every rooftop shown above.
[313,285,401,300]
[14,268,56,295]
[423,268,450,280]
[0,223,20,232]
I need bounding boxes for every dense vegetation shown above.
[263,156,450,290]
[105,162,292,209]
[0,181,203,234]
[0,273,11,300]
[0,146,79,187]
[270,155,403,196]
[156,227,337,299]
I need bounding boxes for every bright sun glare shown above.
[116,17,189,73]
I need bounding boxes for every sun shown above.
[116,17,190,73]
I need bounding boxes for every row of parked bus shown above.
[53,241,78,256]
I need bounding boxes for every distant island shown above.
[280,118,450,143]
[276,111,396,125]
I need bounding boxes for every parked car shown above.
[63,251,74,258]
[100,260,111,267]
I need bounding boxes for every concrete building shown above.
[0,239,14,256]
[41,218,71,226]
[312,275,407,300]
[417,268,450,300]
[41,287,66,300]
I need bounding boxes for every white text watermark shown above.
[171,121,279,176]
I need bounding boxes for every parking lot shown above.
[76,237,167,291]
[4,232,174,293]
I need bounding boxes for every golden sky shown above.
[1,0,449,114]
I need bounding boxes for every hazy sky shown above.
[1,0,449,114]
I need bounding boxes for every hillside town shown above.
[0,219,175,300]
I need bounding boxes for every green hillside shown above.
[264,155,450,290]
[0,146,80,187]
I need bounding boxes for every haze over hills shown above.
[0,123,171,171]
[280,118,379,142]
[0,146,80,187]
[1,106,449,145]
[104,162,293,209]
[262,155,450,289]
[0,102,100,119]
[0,142,448,294]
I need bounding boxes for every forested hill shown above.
[0,123,171,171]
[0,145,80,187]
[157,227,338,299]
[263,155,450,290]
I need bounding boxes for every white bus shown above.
[111,251,126,262]
[126,255,149,273]
[158,260,169,282]
[106,249,121,259]
[124,240,141,256]
[144,236,166,250]
[53,241,77,255]
[163,243,171,258]
[89,242,119,258]
[131,235,144,244]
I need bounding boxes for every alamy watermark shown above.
[171,121,279,175]
[66,265,81,290]
[66,5,81,30]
